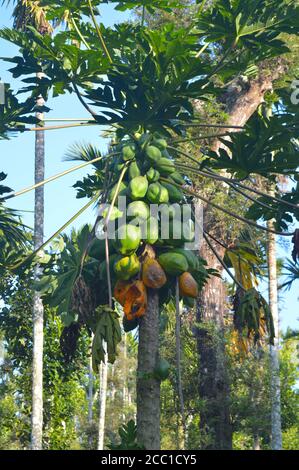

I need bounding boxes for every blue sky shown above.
[0,4,298,332]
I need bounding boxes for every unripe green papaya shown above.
[171,248,200,272]
[161,182,184,203]
[170,171,185,185]
[122,144,136,161]
[129,176,149,200]
[129,161,141,180]
[146,183,169,204]
[152,137,168,150]
[127,201,150,221]
[108,182,127,202]
[146,167,160,183]
[145,145,162,163]
[114,224,141,255]
[144,216,159,245]
[158,252,188,276]
[155,157,175,175]
[101,206,123,222]
[138,133,151,149]
[114,253,140,281]
[165,223,185,247]
[154,358,170,381]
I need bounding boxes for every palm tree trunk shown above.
[88,346,94,448]
[97,346,108,450]
[31,88,45,450]
[137,289,160,449]
[267,219,282,450]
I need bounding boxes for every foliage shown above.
[108,420,144,450]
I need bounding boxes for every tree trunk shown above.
[98,350,108,450]
[31,89,45,450]
[253,434,261,450]
[195,74,281,450]
[267,219,282,450]
[197,238,232,449]
[88,344,94,449]
[137,289,160,450]
[97,346,108,450]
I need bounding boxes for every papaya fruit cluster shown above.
[96,133,206,325]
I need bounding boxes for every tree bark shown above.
[137,289,160,450]
[88,342,94,449]
[97,345,108,450]
[267,219,282,450]
[197,238,232,449]
[195,74,281,450]
[31,90,45,450]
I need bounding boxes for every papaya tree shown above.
[1,0,299,450]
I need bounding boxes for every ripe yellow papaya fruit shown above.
[142,258,167,289]
[179,272,198,298]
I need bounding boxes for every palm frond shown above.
[279,259,299,291]
[65,142,103,170]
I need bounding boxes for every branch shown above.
[87,0,112,63]
[72,81,97,117]
[9,192,100,271]
[0,151,120,202]
[160,178,294,237]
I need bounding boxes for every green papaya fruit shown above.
[154,358,170,381]
[146,167,160,183]
[155,157,175,175]
[128,161,141,180]
[145,145,162,163]
[165,222,185,247]
[138,133,152,149]
[114,224,141,255]
[122,144,136,161]
[159,204,180,220]
[171,248,200,272]
[101,206,123,221]
[183,219,195,242]
[165,220,195,246]
[143,216,159,245]
[114,253,140,281]
[127,201,150,221]
[108,182,127,203]
[158,252,188,275]
[146,183,169,204]
[152,137,168,150]
[129,176,149,200]
[161,182,184,202]
[170,171,185,185]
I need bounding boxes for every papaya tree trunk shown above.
[137,289,160,450]
[31,88,45,450]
